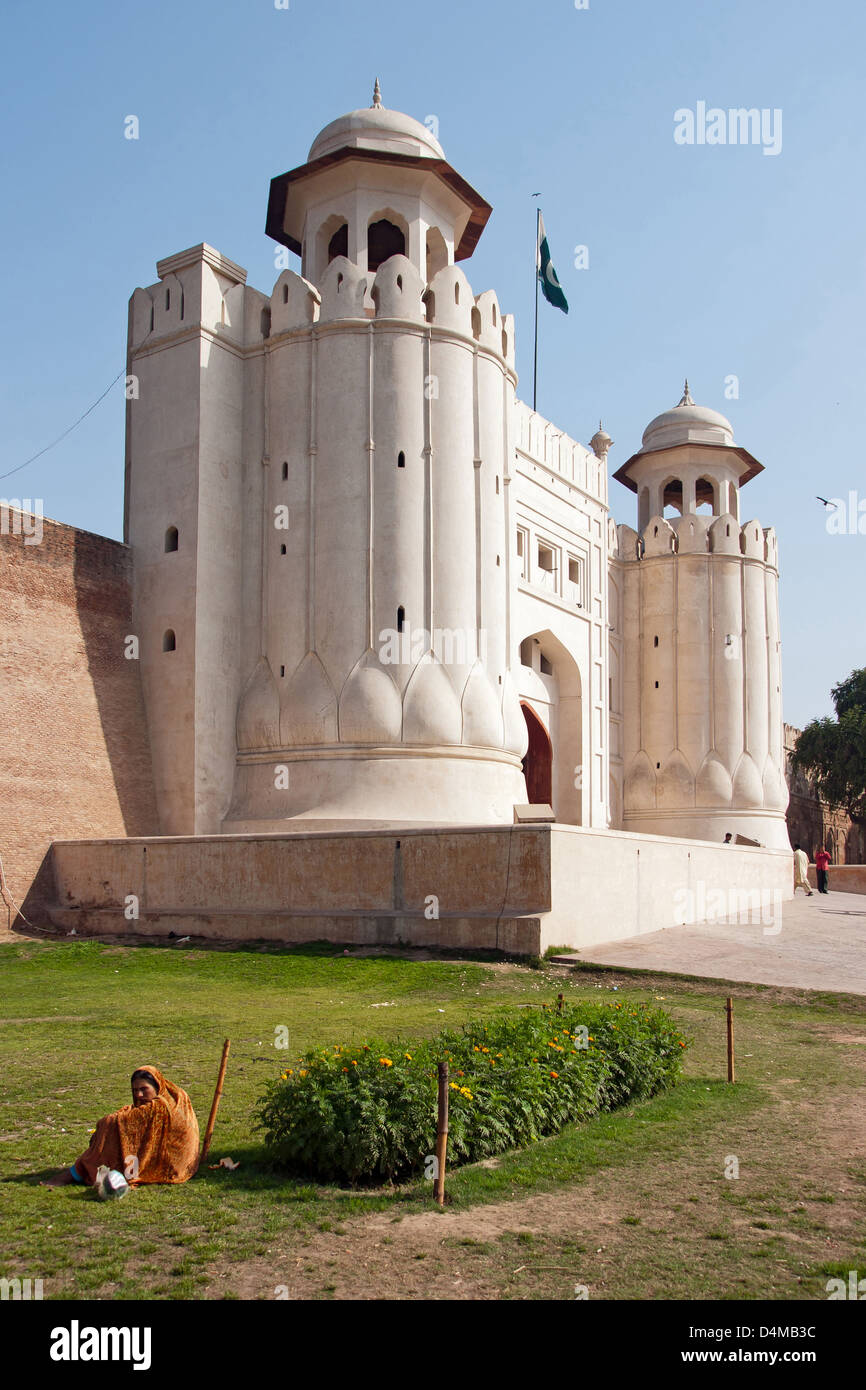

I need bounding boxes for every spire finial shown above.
[372,77,383,109]
[677,378,694,406]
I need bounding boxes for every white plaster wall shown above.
[545,823,792,951]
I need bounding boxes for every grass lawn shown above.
[1,937,865,1301]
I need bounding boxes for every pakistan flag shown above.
[536,213,568,313]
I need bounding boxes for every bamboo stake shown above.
[434,1061,449,1206]
[557,993,564,1014]
[199,1038,231,1168]
[726,998,735,1083]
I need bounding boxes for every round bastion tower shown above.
[223,85,529,829]
[613,384,790,850]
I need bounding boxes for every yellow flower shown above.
[481,1047,489,1053]
[404,1053,413,1060]
[460,1087,473,1099]
[351,1060,357,1066]
[299,1069,307,1077]
[379,1057,393,1067]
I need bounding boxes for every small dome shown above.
[309,84,444,162]
[641,381,734,452]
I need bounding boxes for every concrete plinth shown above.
[33,821,793,958]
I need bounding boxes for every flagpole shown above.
[533,207,540,412]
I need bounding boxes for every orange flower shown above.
[550,1071,559,1079]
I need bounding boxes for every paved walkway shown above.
[554,891,866,995]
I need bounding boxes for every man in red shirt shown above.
[815,846,831,894]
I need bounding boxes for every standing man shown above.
[793,844,813,896]
[815,845,831,894]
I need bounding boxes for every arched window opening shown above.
[396,274,403,291]
[328,223,348,263]
[163,629,176,652]
[501,329,508,357]
[281,461,288,480]
[149,302,154,331]
[261,307,271,338]
[397,605,406,632]
[367,219,405,272]
[662,478,683,517]
[180,290,185,321]
[426,227,448,281]
[164,526,179,553]
[455,284,460,305]
[282,283,288,304]
[492,304,497,326]
[653,634,659,647]
[471,306,482,341]
[165,289,171,311]
[280,544,287,555]
[696,476,716,514]
[397,451,405,469]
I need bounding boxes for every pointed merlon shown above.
[677,379,694,406]
[372,78,383,108]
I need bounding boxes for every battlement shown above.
[514,400,605,503]
[129,250,517,369]
[615,514,778,566]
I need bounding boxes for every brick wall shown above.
[0,514,158,924]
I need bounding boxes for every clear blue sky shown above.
[1,0,863,727]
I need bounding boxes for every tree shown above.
[791,668,866,824]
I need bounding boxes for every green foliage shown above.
[792,667,866,823]
[255,999,688,1183]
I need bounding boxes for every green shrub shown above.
[254,999,688,1183]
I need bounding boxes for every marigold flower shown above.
[342,1067,348,1072]
[299,1069,307,1077]
[550,1071,559,1079]
[351,1060,358,1066]
[379,1057,393,1067]
[404,1053,412,1060]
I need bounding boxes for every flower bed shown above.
[255,999,688,1183]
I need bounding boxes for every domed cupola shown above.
[265,80,492,286]
[614,381,763,528]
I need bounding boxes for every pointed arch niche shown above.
[517,629,584,823]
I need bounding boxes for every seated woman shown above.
[45,1067,200,1188]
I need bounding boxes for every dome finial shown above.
[677,378,694,407]
[372,77,383,109]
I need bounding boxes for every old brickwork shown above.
[0,515,158,923]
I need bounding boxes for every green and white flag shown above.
[536,213,568,313]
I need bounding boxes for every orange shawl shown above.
[75,1066,200,1186]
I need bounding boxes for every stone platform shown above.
[28,822,793,958]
